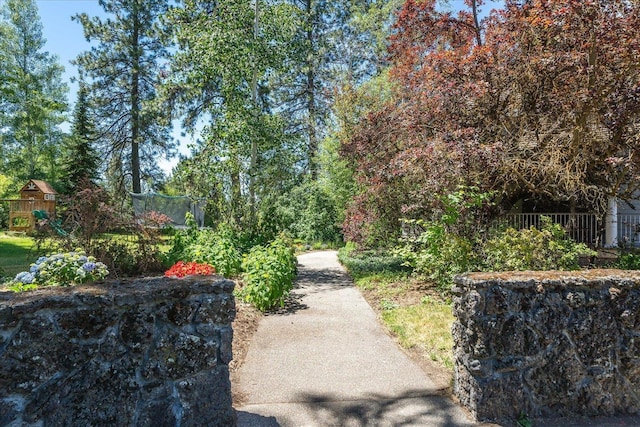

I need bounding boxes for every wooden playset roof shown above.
[20,179,57,195]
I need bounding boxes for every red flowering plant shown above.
[164,261,215,278]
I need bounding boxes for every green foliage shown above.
[160,0,303,228]
[0,0,68,183]
[0,204,8,230]
[183,232,242,278]
[337,242,409,280]
[90,236,165,278]
[393,187,492,290]
[616,251,640,270]
[394,219,475,291]
[59,78,100,195]
[239,235,297,312]
[0,174,17,198]
[166,219,243,278]
[517,412,533,427]
[482,217,596,271]
[9,250,108,292]
[264,179,343,245]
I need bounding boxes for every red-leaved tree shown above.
[342,0,640,245]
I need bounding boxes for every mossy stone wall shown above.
[0,276,236,426]
[453,270,640,423]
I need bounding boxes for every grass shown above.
[382,297,455,369]
[0,232,36,278]
[338,245,455,373]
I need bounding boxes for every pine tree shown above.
[0,0,68,182]
[74,0,174,197]
[60,77,100,195]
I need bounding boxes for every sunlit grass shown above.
[0,233,35,278]
[353,271,410,293]
[382,298,455,370]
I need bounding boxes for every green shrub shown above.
[183,235,242,278]
[0,204,8,229]
[337,242,409,279]
[617,251,640,270]
[394,220,475,291]
[91,237,165,277]
[392,187,493,291]
[239,236,297,312]
[481,217,596,271]
[166,220,243,278]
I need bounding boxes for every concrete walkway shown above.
[235,251,478,427]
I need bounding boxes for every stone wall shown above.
[452,270,640,423]
[0,276,236,427]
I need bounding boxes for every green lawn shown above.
[0,233,36,278]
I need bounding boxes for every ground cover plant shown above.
[382,296,454,370]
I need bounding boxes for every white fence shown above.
[501,213,601,247]
[617,214,640,246]
[502,213,640,247]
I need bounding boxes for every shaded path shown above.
[235,251,478,426]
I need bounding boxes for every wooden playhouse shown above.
[3,180,57,232]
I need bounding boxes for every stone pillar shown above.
[452,271,640,423]
[0,276,236,427]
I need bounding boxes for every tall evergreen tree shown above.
[273,0,400,177]
[60,76,100,195]
[0,0,67,182]
[161,0,302,227]
[74,0,174,197]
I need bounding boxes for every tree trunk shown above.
[131,1,142,194]
[305,0,318,179]
[231,156,243,226]
[249,0,259,223]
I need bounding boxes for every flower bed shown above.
[9,250,109,292]
[164,261,215,278]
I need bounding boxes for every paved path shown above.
[235,251,478,426]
